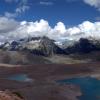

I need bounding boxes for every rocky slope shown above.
[0,36,64,56]
[0,90,23,100]
[0,50,51,64]
[1,36,100,64]
[1,36,100,56]
[64,38,100,54]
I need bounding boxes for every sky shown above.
[0,0,100,26]
[0,0,100,43]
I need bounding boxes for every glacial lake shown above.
[57,77,100,100]
[8,74,33,82]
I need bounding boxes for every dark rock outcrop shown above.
[30,36,65,56]
[0,36,65,56]
[64,38,100,54]
[0,90,23,100]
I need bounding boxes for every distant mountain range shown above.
[0,36,64,56]
[64,38,100,54]
[0,36,100,56]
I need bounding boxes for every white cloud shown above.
[4,0,30,18]
[83,0,100,11]
[16,5,30,13]
[54,22,66,34]
[39,1,54,6]
[67,21,100,40]
[5,0,18,3]
[67,27,81,35]
[0,17,18,33]
[0,17,100,43]
[16,0,30,13]
[4,12,17,18]
[0,17,19,42]
[66,0,79,3]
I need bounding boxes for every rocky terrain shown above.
[0,36,100,65]
[0,63,100,100]
[0,90,23,100]
[0,36,100,100]
[64,38,100,54]
[0,36,64,56]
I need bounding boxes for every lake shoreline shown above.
[0,62,100,100]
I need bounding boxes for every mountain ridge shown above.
[1,36,100,56]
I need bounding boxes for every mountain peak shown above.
[0,36,65,56]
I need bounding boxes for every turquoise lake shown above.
[8,74,33,82]
[57,77,100,100]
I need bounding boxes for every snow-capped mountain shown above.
[0,36,64,56]
[1,35,100,56]
[64,38,100,54]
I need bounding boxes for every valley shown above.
[0,63,100,100]
[0,0,99,99]
[0,37,100,100]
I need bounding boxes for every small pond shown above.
[57,77,100,100]
[8,74,33,82]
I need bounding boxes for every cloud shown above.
[0,17,18,33]
[39,1,54,6]
[4,0,30,18]
[16,0,30,13]
[0,17,19,42]
[66,0,79,3]
[4,12,17,18]
[54,22,66,34]
[83,0,100,11]
[66,0,100,11]
[67,21,100,40]
[5,0,18,3]
[16,5,30,13]
[0,17,100,43]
